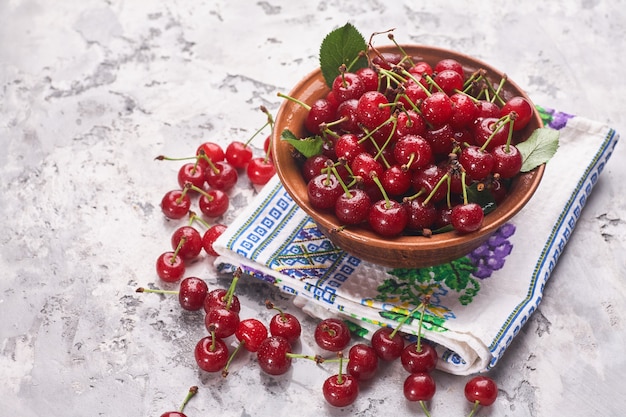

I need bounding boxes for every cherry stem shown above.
[188,183,214,201]
[178,386,198,413]
[207,325,219,352]
[224,268,242,310]
[170,236,187,265]
[286,353,325,364]
[389,302,424,339]
[260,105,275,163]
[276,92,311,111]
[336,352,345,385]
[490,74,508,105]
[265,300,288,321]
[460,170,469,206]
[135,287,178,295]
[222,340,245,377]
[478,114,513,152]
[190,211,211,229]
[371,173,392,209]
[421,172,450,207]
[419,400,433,417]
[467,400,481,417]
[154,155,197,162]
[415,296,431,352]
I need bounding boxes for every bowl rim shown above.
[271,44,545,257]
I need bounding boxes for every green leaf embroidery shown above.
[517,127,560,172]
[319,23,368,88]
[281,129,324,158]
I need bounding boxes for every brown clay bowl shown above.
[271,44,544,268]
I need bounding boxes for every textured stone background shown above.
[1,1,625,416]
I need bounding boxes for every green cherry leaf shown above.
[280,129,324,158]
[319,22,368,88]
[517,127,560,172]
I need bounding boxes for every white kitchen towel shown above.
[213,108,619,375]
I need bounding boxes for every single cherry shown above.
[266,300,302,345]
[314,318,351,352]
[195,328,229,373]
[346,343,379,381]
[178,276,209,311]
[465,375,498,416]
[322,352,359,407]
[256,335,293,375]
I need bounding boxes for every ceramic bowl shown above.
[271,44,544,268]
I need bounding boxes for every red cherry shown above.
[356,90,392,130]
[178,276,208,311]
[246,157,276,185]
[256,335,293,375]
[322,373,359,407]
[370,326,405,361]
[459,145,494,181]
[301,155,332,182]
[381,165,412,196]
[491,144,523,179]
[409,61,433,76]
[451,203,484,234]
[205,306,240,339]
[155,252,185,283]
[356,66,380,92]
[314,318,351,352]
[225,141,253,169]
[464,375,498,406]
[305,98,338,135]
[203,288,241,314]
[269,312,302,345]
[346,343,379,381]
[405,197,437,231]
[434,58,464,77]
[194,334,228,373]
[350,152,384,187]
[332,72,366,103]
[434,69,464,95]
[205,161,238,191]
[395,109,427,138]
[473,117,509,151]
[335,188,371,225]
[500,96,533,131]
[235,318,268,353]
[177,162,205,189]
[394,134,433,171]
[307,173,343,211]
[335,133,366,163]
[421,91,453,127]
[161,189,191,220]
[450,93,479,129]
[202,223,227,257]
[198,189,229,218]
[171,226,203,260]
[400,341,438,373]
[335,98,360,132]
[403,372,436,402]
[196,141,225,166]
[367,199,409,237]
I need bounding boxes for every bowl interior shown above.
[271,44,544,268]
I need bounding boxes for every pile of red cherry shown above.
[290,51,534,237]
[147,267,498,416]
[154,131,276,284]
